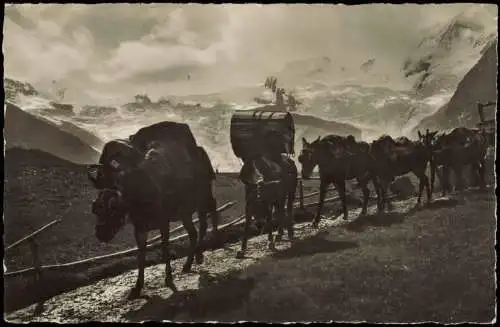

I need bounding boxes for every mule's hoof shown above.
[181,265,192,274]
[343,214,349,221]
[236,251,246,259]
[311,222,319,229]
[210,235,220,247]
[275,234,283,242]
[165,279,178,293]
[127,287,141,300]
[195,254,204,265]
[268,242,276,251]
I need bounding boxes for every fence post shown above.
[29,239,44,315]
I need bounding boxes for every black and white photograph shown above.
[3,3,497,323]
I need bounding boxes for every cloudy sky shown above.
[3,3,497,105]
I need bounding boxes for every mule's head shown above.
[418,129,439,151]
[87,159,126,190]
[87,161,130,243]
[298,136,320,179]
[91,188,128,243]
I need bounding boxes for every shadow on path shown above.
[272,232,359,260]
[124,270,255,322]
[344,212,406,233]
[425,197,463,210]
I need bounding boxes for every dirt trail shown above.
[6,196,423,323]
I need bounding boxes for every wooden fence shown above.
[4,201,237,278]
[4,219,63,315]
[4,177,386,280]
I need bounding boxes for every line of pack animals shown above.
[86,109,491,299]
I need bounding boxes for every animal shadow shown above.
[293,209,315,223]
[124,270,255,322]
[345,212,405,232]
[272,232,358,260]
[425,197,463,210]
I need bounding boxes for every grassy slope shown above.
[6,190,495,323]
[4,148,496,321]
[196,191,497,322]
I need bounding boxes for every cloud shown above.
[3,14,94,84]
[91,7,230,84]
[3,3,496,104]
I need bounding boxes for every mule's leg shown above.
[372,177,384,213]
[160,224,177,293]
[181,213,198,273]
[424,172,431,204]
[430,159,436,196]
[336,180,349,220]
[370,174,383,213]
[236,199,252,259]
[210,210,220,241]
[470,162,480,187]
[360,177,370,216]
[128,229,147,299]
[454,164,464,193]
[441,165,450,196]
[207,190,220,242]
[266,205,276,251]
[313,179,329,228]
[286,191,295,242]
[196,210,208,265]
[376,176,386,213]
[478,158,487,190]
[379,176,391,212]
[275,198,287,242]
[414,169,430,207]
[415,171,425,207]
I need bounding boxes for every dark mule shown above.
[236,154,298,258]
[88,131,218,299]
[424,127,488,195]
[370,134,431,210]
[417,129,439,195]
[299,135,382,228]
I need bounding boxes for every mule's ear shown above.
[302,137,308,146]
[418,130,422,138]
[87,164,101,187]
[316,136,321,142]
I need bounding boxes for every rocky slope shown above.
[412,39,497,133]
[293,112,362,140]
[403,9,497,96]
[4,77,39,102]
[4,102,102,164]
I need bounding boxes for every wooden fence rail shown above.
[4,201,237,278]
[5,219,62,252]
[4,219,62,315]
[5,178,384,279]
[5,176,394,280]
